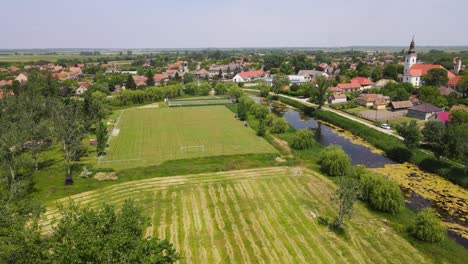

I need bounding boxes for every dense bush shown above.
[359,172,404,214]
[319,145,351,176]
[291,129,315,150]
[329,100,358,110]
[250,104,269,120]
[410,208,446,243]
[259,85,270,97]
[270,118,289,134]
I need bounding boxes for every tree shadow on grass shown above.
[317,216,350,240]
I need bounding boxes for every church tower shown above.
[404,37,417,74]
[454,57,462,74]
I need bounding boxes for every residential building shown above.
[132,76,148,87]
[356,94,390,107]
[390,101,413,111]
[428,111,451,124]
[15,72,28,83]
[336,83,361,93]
[153,73,169,85]
[450,105,468,111]
[0,80,13,87]
[288,75,309,85]
[407,103,443,120]
[351,77,374,89]
[233,70,265,83]
[297,70,328,81]
[76,82,91,95]
[328,94,347,104]
[373,99,388,110]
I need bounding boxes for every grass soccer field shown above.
[100,106,276,168]
[43,167,430,263]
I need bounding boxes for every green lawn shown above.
[100,106,276,169]
[42,167,434,264]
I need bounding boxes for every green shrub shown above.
[410,208,446,243]
[291,129,315,150]
[270,118,288,134]
[249,104,269,120]
[319,145,351,176]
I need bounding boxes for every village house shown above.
[9,66,20,72]
[372,99,388,110]
[153,73,169,85]
[450,104,468,111]
[356,94,390,107]
[15,72,28,83]
[335,83,361,93]
[209,63,241,77]
[297,70,328,81]
[0,80,13,87]
[428,111,451,124]
[350,77,374,89]
[132,76,148,87]
[447,76,462,89]
[328,94,347,104]
[407,102,443,120]
[390,101,413,111]
[288,75,309,85]
[233,70,265,83]
[76,82,91,95]
[195,68,208,78]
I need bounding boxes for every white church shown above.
[403,38,459,87]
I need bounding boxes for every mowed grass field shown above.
[101,106,276,168]
[43,167,430,264]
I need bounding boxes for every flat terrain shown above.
[101,106,276,168]
[42,167,429,263]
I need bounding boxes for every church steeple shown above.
[408,36,416,55]
[404,36,417,75]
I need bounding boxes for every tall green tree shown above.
[423,68,449,86]
[271,73,289,94]
[96,121,108,156]
[311,76,330,109]
[146,70,155,86]
[332,176,360,228]
[52,100,86,185]
[422,121,446,159]
[320,145,351,177]
[126,75,137,90]
[396,120,422,149]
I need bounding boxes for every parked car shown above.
[381,123,391,130]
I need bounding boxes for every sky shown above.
[1,0,467,49]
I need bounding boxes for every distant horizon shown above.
[1,45,468,51]
[2,0,467,49]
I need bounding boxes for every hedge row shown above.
[278,96,467,188]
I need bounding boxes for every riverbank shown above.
[257,95,468,247]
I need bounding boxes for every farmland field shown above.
[101,106,276,168]
[43,167,429,263]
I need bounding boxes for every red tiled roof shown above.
[132,75,148,85]
[436,111,451,124]
[78,82,91,88]
[358,93,378,102]
[448,76,462,86]
[239,70,264,79]
[351,77,374,86]
[0,80,13,87]
[337,83,361,89]
[374,99,387,105]
[450,105,468,111]
[333,94,347,99]
[407,64,456,79]
[153,73,169,82]
[331,87,343,92]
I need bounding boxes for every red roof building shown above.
[447,76,462,87]
[351,77,374,87]
[407,64,456,79]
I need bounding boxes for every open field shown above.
[42,167,431,263]
[101,106,276,168]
